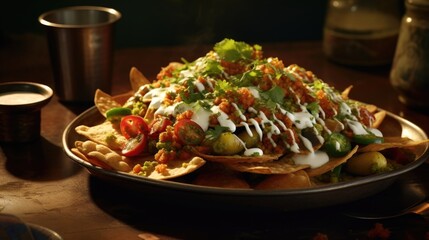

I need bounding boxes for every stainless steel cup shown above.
[39,6,121,102]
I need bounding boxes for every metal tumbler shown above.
[39,6,121,102]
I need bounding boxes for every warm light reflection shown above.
[408,184,426,201]
[401,121,416,139]
[406,17,412,23]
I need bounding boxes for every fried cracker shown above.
[112,91,133,105]
[129,154,206,180]
[94,89,121,116]
[191,148,282,164]
[130,67,151,92]
[193,164,250,189]
[365,104,378,114]
[254,170,312,190]
[358,137,429,153]
[225,156,310,174]
[341,85,353,100]
[75,121,127,150]
[372,110,386,129]
[71,147,114,170]
[74,140,131,172]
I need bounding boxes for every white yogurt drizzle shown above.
[211,105,236,133]
[292,151,329,168]
[232,102,247,121]
[235,135,264,156]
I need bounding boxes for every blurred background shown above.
[1,0,328,48]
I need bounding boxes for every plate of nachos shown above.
[63,39,429,211]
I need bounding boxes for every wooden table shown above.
[1,35,429,239]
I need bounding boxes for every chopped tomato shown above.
[122,134,147,157]
[149,117,173,139]
[120,115,149,139]
[174,119,205,145]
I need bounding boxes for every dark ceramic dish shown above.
[62,106,429,212]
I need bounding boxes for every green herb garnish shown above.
[214,38,254,62]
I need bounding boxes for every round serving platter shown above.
[62,106,429,212]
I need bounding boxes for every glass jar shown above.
[390,0,429,109]
[323,0,402,66]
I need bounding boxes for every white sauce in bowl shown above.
[0,92,46,105]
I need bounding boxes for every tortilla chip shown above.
[225,156,310,174]
[130,67,151,92]
[131,155,206,180]
[112,91,133,105]
[341,85,353,100]
[74,139,205,180]
[74,140,131,172]
[75,121,127,150]
[358,137,429,153]
[190,148,283,164]
[193,164,250,189]
[94,89,121,116]
[372,110,386,129]
[71,147,114,170]
[254,170,312,190]
[306,145,359,177]
[365,104,378,114]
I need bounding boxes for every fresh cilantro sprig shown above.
[196,100,212,111]
[180,78,205,104]
[214,79,236,96]
[214,38,254,62]
[233,69,262,87]
[203,59,224,76]
[306,102,320,116]
[205,126,230,141]
[261,86,285,104]
[258,85,285,111]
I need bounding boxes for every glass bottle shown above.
[390,0,429,109]
[323,0,402,66]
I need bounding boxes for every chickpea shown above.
[212,132,244,155]
[237,128,259,148]
[345,151,387,176]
